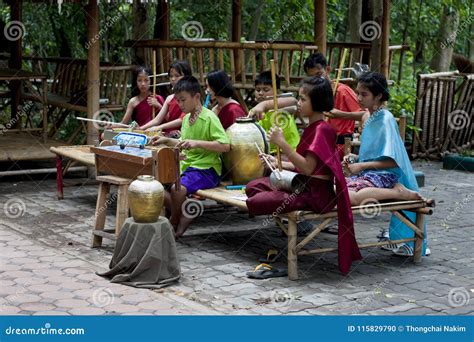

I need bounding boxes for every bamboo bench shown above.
[195,186,435,280]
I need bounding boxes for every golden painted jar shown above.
[224,117,268,185]
[128,175,164,223]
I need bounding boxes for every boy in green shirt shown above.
[248,71,300,154]
[151,76,230,237]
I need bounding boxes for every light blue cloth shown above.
[358,108,427,254]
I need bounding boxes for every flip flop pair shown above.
[258,249,279,263]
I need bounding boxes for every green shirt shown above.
[180,107,229,175]
[258,110,300,154]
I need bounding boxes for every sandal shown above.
[392,243,431,257]
[247,263,288,279]
[321,223,338,235]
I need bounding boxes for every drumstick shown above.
[270,59,282,172]
[148,72,168,78]
[76,117,130,128]
[254,142,281,180]
[152,49,157,119]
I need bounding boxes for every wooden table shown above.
[0,68,48,142]
[50,145,95,199]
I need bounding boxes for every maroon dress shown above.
[162,96,186,135]
[246,120,362,274]
[132,95,164,126]
[217,102,246,130]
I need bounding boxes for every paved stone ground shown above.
[0,160,473,315]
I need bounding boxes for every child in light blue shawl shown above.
[343,72,429,257]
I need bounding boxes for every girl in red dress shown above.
[140,60,192,137]
[206,70,246,129]
[246,77,361,274]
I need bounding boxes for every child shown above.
[304,53,362,159]
[206,70,246,129]
[140,60,192,137]
[108,66,164,128]
[248,71,300,154]
[343,72,428,257]
[151,76,230,238]
[246,76,362,274]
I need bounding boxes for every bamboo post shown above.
[270,59,282,171]
[152,49,157,119]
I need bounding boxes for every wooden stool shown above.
[92,175,131,248]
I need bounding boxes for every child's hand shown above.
[268,126,285,147]
[147,96,163,110]
[343,153,358,164]
[177,139,199,150]
[343,162,363,176]
[258,153,277,169]
[248,103,266,121]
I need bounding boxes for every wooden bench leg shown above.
[115,184,129,237]
[414,213,424,264]
[287,212,299,280]
[55,155,64,200]
[92,182,110,248]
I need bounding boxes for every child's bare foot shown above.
[175,215,193,238]
[393,183,422,201]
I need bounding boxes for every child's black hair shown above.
[255,70,280,89]
[174,76,201,96]
[357,71,390,101]
[303,53,328,73]
[169,60,192,77]
[206,70,235,98]
[300,76,334,112]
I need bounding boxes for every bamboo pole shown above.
[270,59,282,171]
[333,48,348,96]
[152,49,157,119]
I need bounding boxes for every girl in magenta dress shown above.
[246,77,361,274]
[140,60,192,137]
[206,70,246,129]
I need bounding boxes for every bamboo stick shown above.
[333,48,348,96]
[152,49,157,119]
[270,59,282,171]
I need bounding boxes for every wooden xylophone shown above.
[91,145,178,184]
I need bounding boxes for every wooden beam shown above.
[380,0,390,77]
[232,0,242,80]
[86,0,100,148]
[314,0,326,55]
[8,0,22,127]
